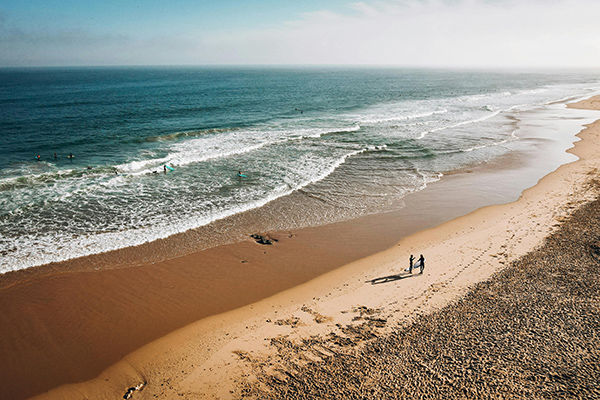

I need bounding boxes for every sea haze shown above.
[1,67,599,272]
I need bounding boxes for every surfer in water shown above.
[418,254,425,274]
[67,153,74,160]
[164,165,167,174]
[35,154,41,161]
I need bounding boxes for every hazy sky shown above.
[1,0,599,67]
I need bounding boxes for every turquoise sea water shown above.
[1,67,599,272]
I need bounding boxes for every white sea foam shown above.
[418,110,503,139]
[115,124,361,176]
[0,145,386,272]
[4,79,600,274]
[356,109,448,124]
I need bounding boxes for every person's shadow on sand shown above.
[367,272,416,285]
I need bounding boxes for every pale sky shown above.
[1,0,599,67]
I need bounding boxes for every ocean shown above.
[1,67,599,272]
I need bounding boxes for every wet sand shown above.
[1,97,600,399]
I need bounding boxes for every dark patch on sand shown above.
[274,316,301,328]
[250,234,279,245]
[300,306,331,324]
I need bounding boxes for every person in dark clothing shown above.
[409,254,415,274]
[419,254,425,274]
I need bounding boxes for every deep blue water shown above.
[1,67,599,271]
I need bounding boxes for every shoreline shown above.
[3,96,598,279]
[243,179,600,399]
[2,97,600,399]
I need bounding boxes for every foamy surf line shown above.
[356,109,448,124]
[416,89,600,140]
[116,125,361,175]
[0,145,387,273]
[418,110,503,139]
[3,82,600,275]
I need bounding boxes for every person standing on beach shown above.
[419,254,425,274]
[409,254,415,274]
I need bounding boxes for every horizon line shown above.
[1,64,599,71]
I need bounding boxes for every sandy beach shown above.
[1,96,600,399]
[243,184,600,399]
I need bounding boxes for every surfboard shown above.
[165,165,175,171]
[404,260,422,272]
[238,173,247,178]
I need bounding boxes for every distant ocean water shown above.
[1,67,599,273]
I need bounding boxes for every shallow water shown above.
[1,67,599,272]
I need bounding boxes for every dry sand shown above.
[21,97,600,399]
[242,185,600,399]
